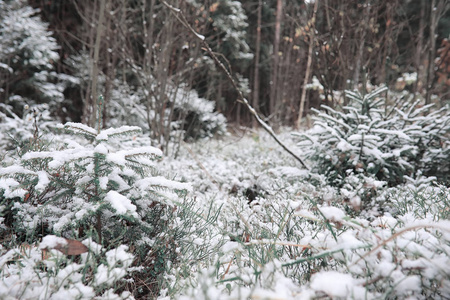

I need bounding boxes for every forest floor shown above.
[155,127,450,299]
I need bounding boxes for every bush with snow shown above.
[0,115,192,297]
[295,86,450,190]
[0,0,76,116]
[172,87,227,141]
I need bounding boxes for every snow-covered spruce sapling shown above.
[0,111,191,295]
[295,86,450,190]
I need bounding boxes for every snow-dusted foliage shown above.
[172,86,227,141]
[107,80,227,142]
[209,0,253,61]
[0,117,192,297]
[295,86,450,188]
[0,239,134,299]
[0,102,59,152]
[0,0,73,114]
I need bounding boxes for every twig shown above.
[162,1,309,170]
[221,256,235,280]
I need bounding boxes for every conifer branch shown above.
[162,1,309,170]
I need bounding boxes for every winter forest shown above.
[1,0,450,299]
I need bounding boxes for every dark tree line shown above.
[2,0,449,131]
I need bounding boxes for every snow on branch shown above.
[60,122,97,137]
[107,147,163,166]
[135,176,192,193]
[96,126,142,141]
[0,166,36,176]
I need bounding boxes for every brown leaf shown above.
[53,238,89,256]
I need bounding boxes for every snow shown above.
[96,126,142,141]
[268,166,308,178]
[35,171,49,192]
[63,122,97,136]
[1,92,450,299]
[135,176,192,192]
[0,178,27,199]
[39,235,67,250]
[105,191,138,217]
[194,32,205,41]
[94,143,108,154]
[310,271,358,298]
[221,241,241,253]
[107,147,162,166]
[0,165,36,176]
[319,206,346,222]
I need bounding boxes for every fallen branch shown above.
[162,1,309,170]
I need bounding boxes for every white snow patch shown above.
[35,171,49,192]
[39,235,67,249]
[310,271,356,298]
[221,241,241,253]
[0,165,36,176]
[319,206,346,222]
[135,176,192,192]
[94,143,108,154]
[294,209,319,221]
[105,191,138,217]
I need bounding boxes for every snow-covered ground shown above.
[1,124,449,299]
[156,128,450,299]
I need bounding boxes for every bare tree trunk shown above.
[81,0,98,125]
[252,0,262,128]
[103,0,114,128]
[90,0,106,129]
[296,0,318,129]
[269,0,282,120]
[353,1,370,89]
[415,0,426,94]
[425,0,446,104]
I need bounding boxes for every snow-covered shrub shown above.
[295,86,450,189]
[174,179,450,299]
[172,87,227,141]
[0,0,68,115]
[0,113,191,297]
[107,80,227,142]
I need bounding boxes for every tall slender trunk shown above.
[270,0,282,120]
[90,0,106,128]
[425,0,439,104]
[353,2,370,89]
[415,0,426,94]
[296,0,318,129]
[103,0,114,128]
[252,0,262,128]
[82,0,98,125]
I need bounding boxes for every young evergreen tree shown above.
[0,0,64,116]
[0,101,191,297]
[295,86,450,189]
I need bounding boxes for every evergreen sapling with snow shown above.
[295,86,450,208]
[0,99,191,297]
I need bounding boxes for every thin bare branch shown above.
[162,1,310,170]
